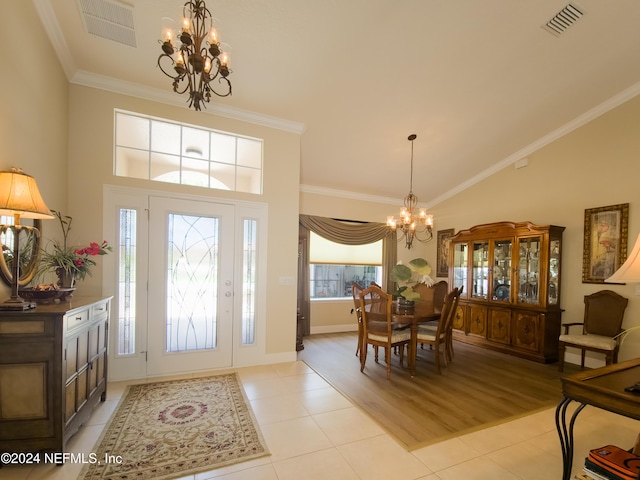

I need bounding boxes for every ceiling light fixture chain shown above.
[387,134,434,249]
[157,0,232,111]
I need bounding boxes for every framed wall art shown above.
[582,203,629,283]
[436,228,455,277]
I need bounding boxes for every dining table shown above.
[392,303,441,376]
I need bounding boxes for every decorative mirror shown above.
[0,218,43,287]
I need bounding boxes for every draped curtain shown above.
[297,215,397,337]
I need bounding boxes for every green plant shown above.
[390,257,434,301]
[39,210,111,282]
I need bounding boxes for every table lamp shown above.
[606,232,640,392]
[0,168,53,310]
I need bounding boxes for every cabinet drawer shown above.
[91,301,110,320]
[65,308,90,333]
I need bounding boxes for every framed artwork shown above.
[582,203,629,283]
[436,229,455,277]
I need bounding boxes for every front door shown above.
[145,196,235,375]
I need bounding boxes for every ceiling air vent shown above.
[76,0,136,48]
[542,3,584,37]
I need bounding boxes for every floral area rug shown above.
[79,373,269,480]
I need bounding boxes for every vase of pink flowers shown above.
[39,210,111,288]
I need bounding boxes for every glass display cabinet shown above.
[449,221,564,363]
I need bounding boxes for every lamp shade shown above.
[0,168,53,220]
[605,233,640,283]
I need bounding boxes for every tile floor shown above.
[2,360,638,480]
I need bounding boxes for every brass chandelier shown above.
[386,134,434,249]
[158,0,232,111]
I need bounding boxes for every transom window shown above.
[114,110,263,194]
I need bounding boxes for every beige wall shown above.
[301,95,640,364]
[0,1,69,299]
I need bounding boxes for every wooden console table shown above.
[556,358,640,480]
[0,297,111,454]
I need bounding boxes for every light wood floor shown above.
[298,332,577,450]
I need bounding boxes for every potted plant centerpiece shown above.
[38,210,111,290]
[391,258,434,307]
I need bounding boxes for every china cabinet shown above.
[449,222,564,363]
[0,297,111,453]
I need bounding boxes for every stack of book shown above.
[579,445,640,480]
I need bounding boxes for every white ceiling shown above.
[35,0,640,206]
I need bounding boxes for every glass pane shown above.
[549,239,561,305]
[452,243,468,295]
[150,152,181,183]
[116,113,149,149]
[492,240,511,301]
[472,242,489,299]
[166,214,219,352]
[236,166,262,194]
[115,147,149,179]
[518,237,540,304]
[210,162,236,191]
[237,138,262,168]
[310,265,382,299]
[182,158,212,188]
[118,209,136,356]
[151,120,181,155]
[242,220,257,345]
[211,132,236,164]
[182,126,210,159]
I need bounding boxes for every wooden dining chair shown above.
[558,290,628,372]
[351,282,365,356]
[416,287,461,373]
[359,284,411,379]
[433,280,448,314]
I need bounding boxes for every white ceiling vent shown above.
[542,3,584,37]
[76,0,136,48]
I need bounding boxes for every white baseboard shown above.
[310,324,358,334]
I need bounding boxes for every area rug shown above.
[79,373,269,480]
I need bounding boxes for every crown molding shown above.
[70,70,306,134]
[33,0,76,79]
[300,184,404,206]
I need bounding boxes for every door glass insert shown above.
[518,237,540,304]
[166,213,219,352]
[472,242,489,299]
[117,208,137,355]
[242,219,257,345]
[492,240,512,302]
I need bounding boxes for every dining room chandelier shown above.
[386,134,434,249]
[157,0,232,111]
